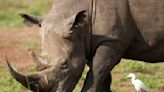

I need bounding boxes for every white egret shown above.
[127,73,148,92]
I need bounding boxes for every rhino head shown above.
[5,10,88,92]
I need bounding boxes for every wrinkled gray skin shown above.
[6,0,164,92]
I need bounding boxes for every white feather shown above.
[127,73,148,92]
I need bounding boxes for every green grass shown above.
[24,39,41,47]
[0,0,164,92]
[0,0,52,29]
[0,67,31,92]
[0,60,163,92]
[73,66,89,92]
[112,59,164,92]
[16,39,41,51]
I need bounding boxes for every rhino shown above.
[5,0,164,92]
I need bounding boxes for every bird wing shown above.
[135,79,148,91]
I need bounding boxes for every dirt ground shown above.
[0,28,164,92]
[0,27,40,73]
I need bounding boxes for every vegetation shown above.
[0,68,30,92]
[1,60,163,92]
[112,59,164,92]
[0,0,51,29]
[0,0,163,92]
[16,39,41,51]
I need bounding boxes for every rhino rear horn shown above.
[4,54,44,91]
[30,51,51,71]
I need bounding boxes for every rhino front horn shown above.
[4,54,43,91]
[30,51,51,71]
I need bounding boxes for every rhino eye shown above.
[63,36,72,41]
[62,32,72,41]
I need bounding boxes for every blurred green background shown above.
[0,0,163,92]
[0,0,51,29]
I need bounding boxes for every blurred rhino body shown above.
[6,0,164,92]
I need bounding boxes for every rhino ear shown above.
[19,13,43,27]
[66,10,87,29]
